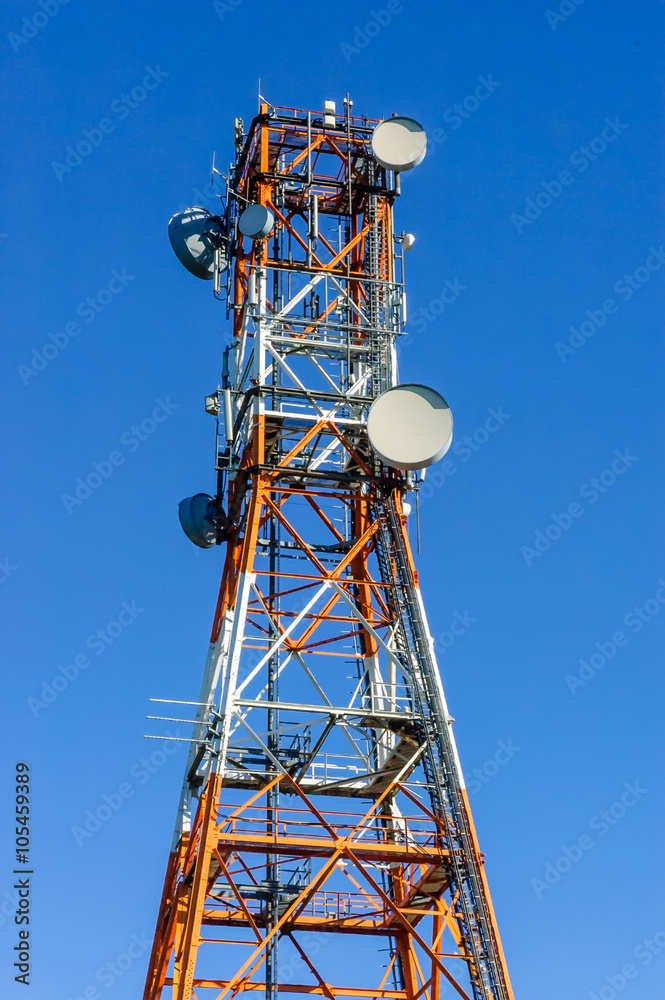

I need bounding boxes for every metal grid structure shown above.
[143,100,515,1000]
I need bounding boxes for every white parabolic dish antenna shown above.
[371,116,427,172]
[239,204,275,240]
[367,384,453,470]
[168,207,227,280]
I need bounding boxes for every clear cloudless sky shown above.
[1,1,664,997]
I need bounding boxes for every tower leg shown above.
[174,772,222,1000]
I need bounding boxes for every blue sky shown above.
[1,1,663,997]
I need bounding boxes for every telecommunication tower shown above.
[143,98,515,1000]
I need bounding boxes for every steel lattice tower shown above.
[143,100,515,1000]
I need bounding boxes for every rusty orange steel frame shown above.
[143,102,514,1000]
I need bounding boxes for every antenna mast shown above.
[146,98,515,1000]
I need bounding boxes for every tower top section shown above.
[223,99,425,336]
[169,100,449,546]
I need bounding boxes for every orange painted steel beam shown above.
[213,834,447,865]
[167,983,409,998]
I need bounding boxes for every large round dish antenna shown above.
[367,384,452,470]
[178,493,217,548]
[168,207,227,280]
[371,116,427,172]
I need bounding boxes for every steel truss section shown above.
[143,102,514,1000]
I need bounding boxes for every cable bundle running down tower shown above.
[144,99,515,1000]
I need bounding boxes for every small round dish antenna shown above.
[178,493,217,548]
[239,204,274,240]
[168,207,227,280]
[371,116,427,172]
[367,384,452,470]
